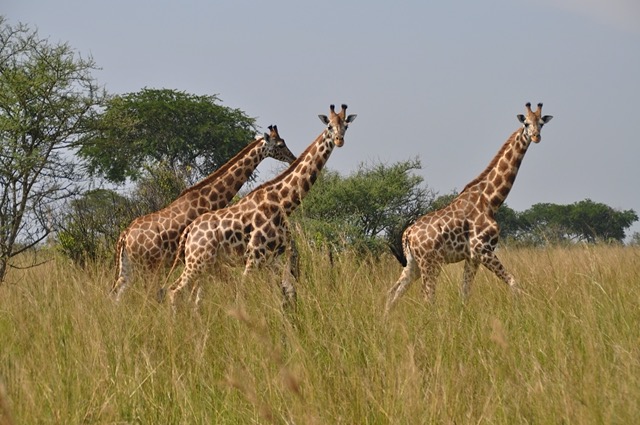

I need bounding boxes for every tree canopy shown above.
[79,88,257,183]
[519,199,638,244]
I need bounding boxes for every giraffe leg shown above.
[190,282,204,306]
[420,263,442,303]
[462,259,480,300]
[111,249,131,301]
[167,272,190,307]
[280,239,298,307]
[167,256,208,307]
[386,254,419,312]
[478,250,517,291]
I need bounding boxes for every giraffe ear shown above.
[318,114,329,124]
[542,115,553,123]
[263,132,270,141]
[517,114,526,123]
[346,114,357,123]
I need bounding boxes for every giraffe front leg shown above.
[479,250,517,292]
[462,259,480,300]
[420,263,442,304]
[280,239,298,308]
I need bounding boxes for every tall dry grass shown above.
[0,243,639,424]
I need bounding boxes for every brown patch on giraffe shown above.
[267,191,278,203]
[254,213,266,228]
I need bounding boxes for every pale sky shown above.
[5,1,640,237]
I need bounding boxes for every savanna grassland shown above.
[0,243,639,424]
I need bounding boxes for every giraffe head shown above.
[318,104,357,147]
[517,102,553,143]
[264,124,296,164]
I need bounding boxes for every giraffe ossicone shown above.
[165,104,357,307]
[111,125,296,300]
[386,102,552,312]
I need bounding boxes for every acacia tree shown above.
[79,88,257,184]
[520,200,638,244]
[0,17,106,281]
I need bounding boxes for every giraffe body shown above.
[386,103,552,310]
[166,104,357,307]
[111,126,296,299]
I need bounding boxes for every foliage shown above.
[494,203,520,239]
[0,17,106,281]
[56,189,133,267]
[57,165,189,267]
[293,158,436,255]
[79,88,257,183]
[519,199,638,244]
[129,162,188,214]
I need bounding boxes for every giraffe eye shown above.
[524,122,530,128]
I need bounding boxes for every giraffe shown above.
[111,125,296,300]
[386,102,552,311]
[164,104,357,307]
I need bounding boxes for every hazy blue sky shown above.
[5,1,640,237]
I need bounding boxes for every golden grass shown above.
[0,244,639,424]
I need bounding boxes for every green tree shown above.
[0,17,106,281]
[566,199,637,243]
[294,158,436,255]
[57,189,133,267]
[494,203,521,241]
[519,203,571,244]
[129,162,188,214]
[519,200,637,244]
[79,88,257,183]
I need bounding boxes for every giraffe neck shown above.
[168,137,267,212]
[248,131,333,215]
[460,128,530,212]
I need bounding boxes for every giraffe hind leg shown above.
[111,249,131,301]
[167,258,207,307]
[386,255,419,313]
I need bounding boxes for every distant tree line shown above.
[293,173,638,257]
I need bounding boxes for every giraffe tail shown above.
[389,242,407,267]
[388,221,413,267]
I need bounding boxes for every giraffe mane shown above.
[243,131,326,195]
[175,136,264,198]
[459,128,522,195]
